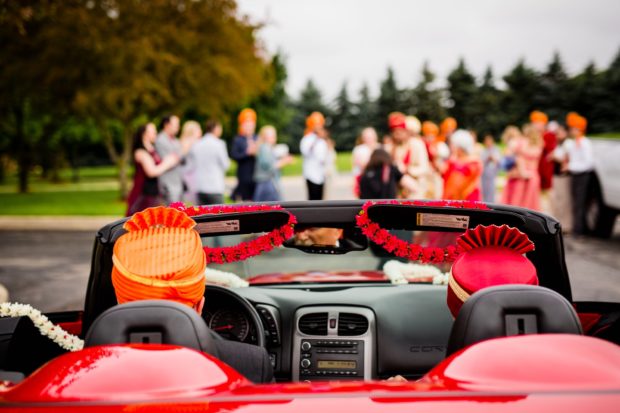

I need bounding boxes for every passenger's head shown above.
[112,207,206,314]
[160,115,180,137]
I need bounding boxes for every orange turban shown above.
[238,108,257,125]
[529,110,548,124]
[440,117,457,135]
[422,121,439,137]
[112,207,206,308]
[305,112,325,134]
[566,112,587,132]
[388,112,407,130]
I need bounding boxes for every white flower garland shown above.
[383,260,449,286]
[205,267,249,288]
[0,302,84,352]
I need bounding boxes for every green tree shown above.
[408,62,447,122]
[502,59,543,126]
[375,67,407,135]
[469,67,506,137]
[595,48,620,132]
[446,58,477,128]
[331,82,357,150]
[283,79,330,152]
[539,52,570,120]
[355,83,377,132]
[250,53,296,147]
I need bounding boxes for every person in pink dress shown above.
[501,123,543,210]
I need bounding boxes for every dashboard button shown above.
[301,341,312,351]
[300,359,311,368]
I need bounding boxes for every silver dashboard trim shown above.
[292,306,376,381]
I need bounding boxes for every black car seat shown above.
[85,300,273,383]
[446,285,582,356]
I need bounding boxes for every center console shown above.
[292,307,375,381]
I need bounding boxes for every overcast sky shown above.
[237,0,620,100]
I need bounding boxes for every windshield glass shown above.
[202,229,461,285]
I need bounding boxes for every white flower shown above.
[205,268,249,288]
[0,302,84,352]
[383,260,449,285]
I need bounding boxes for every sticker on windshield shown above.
[416,213,469,229]
[195,220,240,234]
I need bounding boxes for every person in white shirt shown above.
[300,112,328,200]
[554,113,594,235]
[186,120,230,205]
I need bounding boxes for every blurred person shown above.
[186,120,229,206]
[501,124,543,210]
[442,130,482,201]
[480,134,501,203]
[155,114,183,204]
[439,117,458,144]
[499,125,521,172]
[300,111,328,200]
[179,120,202,204]
[352,127,380,197]
[231,108,258,201]
[531,111,558,212]
[324,135,338,199]
[550,124,573,233]
[126,123,180,216]
[421,121,448,199]
[556,113,594,235]
[384,112,430,199]
[253,125,293,202]
[359,148,417,199]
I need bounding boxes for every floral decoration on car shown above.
[356,200,490,264]
[171,202,297,264]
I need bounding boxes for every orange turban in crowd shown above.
[422,121,439,137]
[238,108,257,124]
[388,112,407,130]
[440,117,457,135]
[112,207,206,308]
[305,111,325,134]
[529,110,549,124]
[566,112,587,132]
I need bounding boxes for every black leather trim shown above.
[446,285,582,356]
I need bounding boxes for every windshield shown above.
[202,229,461,285]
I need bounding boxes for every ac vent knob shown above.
[301,341,312,351]
[300,359,311,368]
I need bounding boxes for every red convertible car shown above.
[1,200,619,412]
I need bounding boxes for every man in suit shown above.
[155,115,183,204]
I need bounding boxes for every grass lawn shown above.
[0,152,353,215]
[591,133,620,139]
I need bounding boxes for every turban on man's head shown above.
[112,207,206,308]
[440,117,458,135]
[305,111,325,134]
[422,121,439,137]
[388,112,407,131]
[238,108,257,125]
[566,112,587,132]
[529,110,549,124]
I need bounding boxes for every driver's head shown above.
[295,227,343,247]
[112,207,206,312]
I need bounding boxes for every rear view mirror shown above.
[283,226,367,254]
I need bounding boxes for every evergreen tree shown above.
[283,79,330,152]
[502,59,543,126]
[409,62,447,122]
[469,66,506,138]
[539,51,570,120]
[250,53,296,148]
[356,82,377,132]
[446,58,477,128]
[596,48,620,132]
[375,67,406,135]
[331,82,357,150]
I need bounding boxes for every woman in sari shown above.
[442,130,482,201]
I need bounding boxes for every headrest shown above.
[85,300,219,357]
[446,285,582,356]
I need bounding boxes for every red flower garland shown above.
[356,200,490,264]
[170,202,297,264]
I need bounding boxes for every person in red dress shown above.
[126,123,180,216]
[531,111,557,211]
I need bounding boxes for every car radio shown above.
[298,339,364,380]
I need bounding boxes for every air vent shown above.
[338,313,369,336]
[299,312,328,336]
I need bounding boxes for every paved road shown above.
[1,173,619,311]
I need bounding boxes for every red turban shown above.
[388,112,407,130]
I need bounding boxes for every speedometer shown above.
[209,309,250,342]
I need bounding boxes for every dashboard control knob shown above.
[301,341,312,351]
[300,358,311,368]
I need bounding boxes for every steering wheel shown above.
[202,284,266,348]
